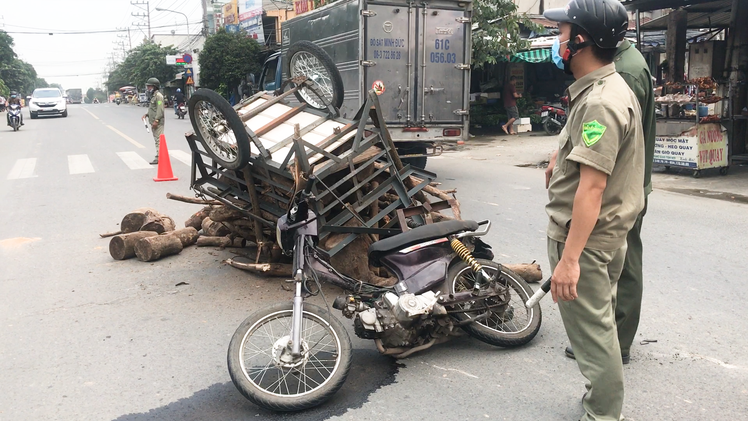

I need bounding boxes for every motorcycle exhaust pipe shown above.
[525,278,552,308]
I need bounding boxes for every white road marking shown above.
[116,152,152,170]
[7,158,37,180]
[169,149,192,166]
[107,125,145,149]
[68,154,95,174]
[82,108,99,120]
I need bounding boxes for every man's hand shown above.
[551,257,579,302]
[151,120,159,130]
[545,149,558,189]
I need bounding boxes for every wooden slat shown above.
[254,104,307,137]
[239,89,298,123]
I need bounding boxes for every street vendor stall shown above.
[654,77,730,177]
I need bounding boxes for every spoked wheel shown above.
[543,119,562,136]
[442,259,541,347]
[285,41,344,110]
[227,302,352,412]
[188,88,250,170]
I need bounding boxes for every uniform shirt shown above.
[546,63,645,251]
[147,91,165,125]
[615,40,656,195]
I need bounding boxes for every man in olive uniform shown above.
[543,1,644,419]
[143,77,165,164]
[561,38,657,365]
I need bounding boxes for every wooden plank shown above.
[253,104,308,137]
[239,89,298,122]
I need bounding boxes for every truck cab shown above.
[259,52,283,93]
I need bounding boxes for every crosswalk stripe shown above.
[68,154,95,174]
[169,149,192,166]
[116,152,152,170]
[7,158,37,180]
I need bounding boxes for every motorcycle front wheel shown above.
[227,302,352,412]
[442,259,541,347]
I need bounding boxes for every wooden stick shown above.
[224,259,292,277]
[166,192,222,206]
[99,230,122,238]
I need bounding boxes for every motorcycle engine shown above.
[350,291,446,348]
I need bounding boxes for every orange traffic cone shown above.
[153,134,178,182]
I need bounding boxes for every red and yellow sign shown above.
[372,80,385,95]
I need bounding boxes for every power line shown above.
[3,22,202,35]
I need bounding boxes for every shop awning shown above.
[499,49,551,63]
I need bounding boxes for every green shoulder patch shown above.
[582,120,607,147]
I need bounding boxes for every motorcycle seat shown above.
[368,220,478,267]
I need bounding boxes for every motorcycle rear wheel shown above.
[543,119,562,136]
[443,259,541,347]
[227,302,352,412]
[188,88,250,170]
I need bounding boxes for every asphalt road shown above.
[1,104,746,421]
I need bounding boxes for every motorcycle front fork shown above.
[289,234,306,357]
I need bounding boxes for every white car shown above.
[29,88,68,118]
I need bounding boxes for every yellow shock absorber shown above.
[450,238,483,273]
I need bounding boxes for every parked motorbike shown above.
[8,104,22,131]
[176,102,186,119]
[538,95,568,136]
[115,98,121,105]
[227,176,543,412]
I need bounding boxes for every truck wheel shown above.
[285,41,344,110]
[188,88,250,170]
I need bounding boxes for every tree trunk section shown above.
[209,206,247,222]
[142,215,176,234]
[164,227,199,247]
[109,231,159,260]
[120,208,159,233]
[196,236,233,247]
[134,235,184,262]
[201,217,230,236]
[503,263,543,283]
[185,206,211,230]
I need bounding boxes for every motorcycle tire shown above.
[284,41,345,111]
[188,88,250,170]
[228,302,352,412]
[543,119,562,136]
[442,259,541,348]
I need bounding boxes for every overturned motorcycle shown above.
[227,176,543,411]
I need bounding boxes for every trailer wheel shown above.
[285,41,344,111]
[188,89,250,170]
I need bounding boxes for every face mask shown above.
[551,38,565,70]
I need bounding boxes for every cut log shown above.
[164,227,199,247]
[225,259,292,276]
[196,236,232,247]
[142,215,176,233]
[134,235,184,262]
[185,206,211,230]
[209,206,247,222]
[503,263,543,283]
[201,217,230,237]
[109,231,159,260]
[120,208,159,233]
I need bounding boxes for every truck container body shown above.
[260,0,472,154]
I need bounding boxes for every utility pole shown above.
[201,0,209,36]
[131,1,151,40]
[117,27,132,50]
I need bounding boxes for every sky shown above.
[1,0,205,93]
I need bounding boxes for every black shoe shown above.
[150,158,159,165]
[565,346,630,364]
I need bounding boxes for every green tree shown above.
[106,42,178,92]
[0,59,38,95]
[199,28,263,98]
[0,31,17,68]
[86,87,96,103]
[50,83,64,91]
[35,77,49,88]
[472,0,540,68]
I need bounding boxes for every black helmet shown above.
[544,0,628,49]
[146,77,161,88]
